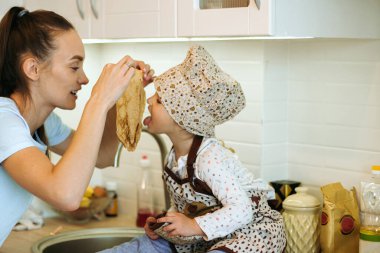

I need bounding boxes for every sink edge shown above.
[31,227,145,253]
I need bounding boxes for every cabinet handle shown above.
[90,0,99,19]
[254,0,261,10]
[76,0,85,19]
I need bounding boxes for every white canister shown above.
[282,187,322,253]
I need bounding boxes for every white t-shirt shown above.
[0,97,71,246]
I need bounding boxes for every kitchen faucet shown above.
[113,128,170,210]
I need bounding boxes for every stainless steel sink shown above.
[32,227,145,253]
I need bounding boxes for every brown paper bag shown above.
[320,182,360,253]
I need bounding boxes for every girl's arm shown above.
[192,146,254,240]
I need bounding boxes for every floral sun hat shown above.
[154,45,246,137]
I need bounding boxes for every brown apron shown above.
[163,135,286,253]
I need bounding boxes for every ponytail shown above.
[0,7,21,97]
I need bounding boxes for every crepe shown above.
[116,70,146,151]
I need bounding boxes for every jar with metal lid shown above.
[282,186,322,253]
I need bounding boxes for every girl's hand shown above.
[144,216,160,240]
[156,212,205,237]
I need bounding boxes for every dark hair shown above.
[0,6,74,98]
[0,7,74,146]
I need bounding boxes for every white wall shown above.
[39,39,380,218]
[286,39,380,195]
[0,1,23,18]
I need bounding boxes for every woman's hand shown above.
[144,216,160,240]
[91,55,136,110]
[90,56,155,111]
[133,60,155,87]
[156,212,205,237]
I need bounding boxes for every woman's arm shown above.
[50,61,154,168]
[3,56,136,211]
[48,107,118,169]
[93,105,118,168]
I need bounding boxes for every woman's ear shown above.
[22,57,40,81]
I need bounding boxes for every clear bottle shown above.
[105,181,118,217]
[136,154,154,227]
[359,165,380,253]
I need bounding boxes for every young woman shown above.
[0,6,154,245]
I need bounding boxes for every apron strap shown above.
[186,135,214,196]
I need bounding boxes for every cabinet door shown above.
[178,0,272,37]
[24,0,92,38]
[101,0,176,38]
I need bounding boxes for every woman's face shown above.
[35,29,89,110]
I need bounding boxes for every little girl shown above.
[99,45,286,253]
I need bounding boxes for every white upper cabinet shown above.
[19,0,380,39]
[23,0,176,39]
[100,0,176,39]
[178,0,380,38]
[178,0,271,36]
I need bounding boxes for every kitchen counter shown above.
[0,214,137,253]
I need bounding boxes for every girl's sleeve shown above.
[194,144,253,240]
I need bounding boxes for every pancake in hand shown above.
[116,70,146,151]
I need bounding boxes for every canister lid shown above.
[283,187,321,209]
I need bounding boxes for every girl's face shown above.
[144,92,179,134]
[34,29,89,110]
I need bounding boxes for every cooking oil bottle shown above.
[359,165,380,253]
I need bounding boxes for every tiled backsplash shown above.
[286,40,380,194]
[40,39,380,217]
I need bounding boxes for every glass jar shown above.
[282,187,322,253]
[105,181,118,217]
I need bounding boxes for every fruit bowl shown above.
[56,196,113,224]
[55,186,112,224]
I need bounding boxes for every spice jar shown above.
[105,181,118,217]
[282,187,322,253]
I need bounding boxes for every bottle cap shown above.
[140,154,151,168]
[371,165,380,174]
[283,187,321,209]
[105,181,117,191]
